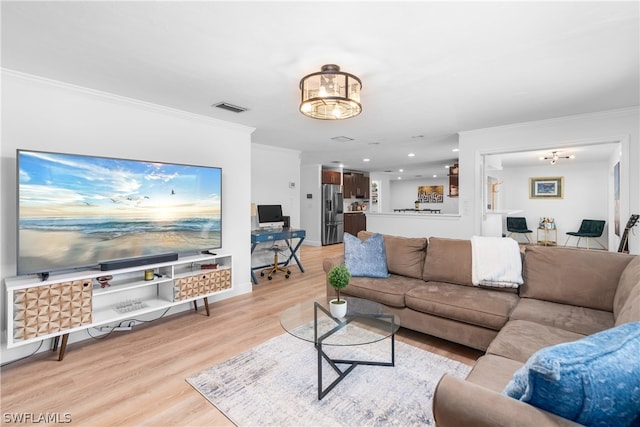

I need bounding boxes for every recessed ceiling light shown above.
[433,174,437,178]
[408,153,415,157]
[445,165,450,169]
[363,158,370,162]
[397,177,402,180]
[452,148,459,152]
[399,169,404,172]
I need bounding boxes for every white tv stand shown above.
[5,253,232,361]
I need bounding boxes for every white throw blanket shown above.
[471,236,523,288]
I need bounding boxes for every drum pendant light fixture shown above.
[299,64,362,120]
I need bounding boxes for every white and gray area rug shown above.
[186,329,471,426]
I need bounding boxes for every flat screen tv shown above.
[17,149,222,276]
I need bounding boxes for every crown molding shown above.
[458,106,640,137]
[1,68,255,135]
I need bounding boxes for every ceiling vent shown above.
[212,102,248,113]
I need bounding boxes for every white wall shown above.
[250,143,301,227]
[389,177,459,214]
[300,164,322,246]
[490,161,609,248]
[250,143,302,267]
[1,70,255,362]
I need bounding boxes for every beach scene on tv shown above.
[18,150,222,275]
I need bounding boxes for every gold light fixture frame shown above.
[299,64,362,120]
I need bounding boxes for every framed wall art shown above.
[529,176,564,199]
[417,185,444,203]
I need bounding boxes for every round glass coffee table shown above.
[280,296,400,400]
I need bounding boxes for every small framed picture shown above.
[529,176,564,199]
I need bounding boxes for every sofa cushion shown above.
[487,320,585,363]
[466,354,525,393]
[341,274,423,308]
[521,245,633,311]
[503,321,640,426]
[510,298,614,336]
[423,238,473,286]
[344,232,389,278]
[358,231,427,280]
[616,292,640,325]
[405,281,518,330]
[614,255,640,320]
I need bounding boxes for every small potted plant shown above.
[327,264,351,318]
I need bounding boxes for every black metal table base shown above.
[314,302,396,400]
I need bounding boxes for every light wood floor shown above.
[1,244,482,426]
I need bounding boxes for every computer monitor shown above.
[257,204,284,228]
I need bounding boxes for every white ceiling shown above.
[2,1,638,178]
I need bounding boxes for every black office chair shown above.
[260,245,291,280]
[506,217,533,243]
[564,219,606,249]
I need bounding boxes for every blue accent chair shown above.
[564,219,606,249]
[506,217,533,243]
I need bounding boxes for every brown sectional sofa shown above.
[323,231,640,426]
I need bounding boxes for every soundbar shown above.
[100,253,179,271]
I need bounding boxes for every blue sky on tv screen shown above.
[18,150,221,224]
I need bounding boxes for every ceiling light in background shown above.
[433,174,437,178]
[408,153,416,157]
[363,158,370,162]
[452,148,460,152]
[299,64,362,120]
[330,136,354,142]
[541,151,575,165]
[399,169,404,172]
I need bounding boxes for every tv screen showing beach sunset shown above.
[17,150,222,275]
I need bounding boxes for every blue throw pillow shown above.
[503,321,640,426]
[343,232,389,278]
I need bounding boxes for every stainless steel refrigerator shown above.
[321,184,344,245]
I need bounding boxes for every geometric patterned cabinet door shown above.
[13,279,92,341]
[174,268,232,301]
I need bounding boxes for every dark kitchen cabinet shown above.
[344,212,367,236]
[322,170,341,185]
[343,172,369,199]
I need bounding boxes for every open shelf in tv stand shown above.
[5,253,232,361]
